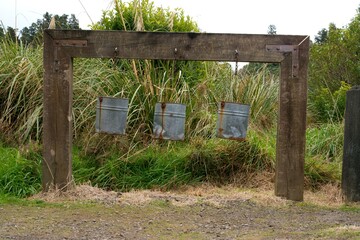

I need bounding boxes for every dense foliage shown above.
[309,6,360,122]
[93,0,205,88]
[93,0,198,32]
[0,27,17,43]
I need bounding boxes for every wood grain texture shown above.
[46,30,306,62]
[275,37,309,201]
[42,31,56,191]
[43,31,73,191]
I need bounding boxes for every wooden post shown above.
[275,37,309,201]
[43,31,73,191]
[342,86,360,202]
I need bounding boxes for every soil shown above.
[1,183,360,240]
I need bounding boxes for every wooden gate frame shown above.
[43,30,309,201]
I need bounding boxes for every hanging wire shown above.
[111,47,119,68]
[172,48,178,86]
[234,49,239,76]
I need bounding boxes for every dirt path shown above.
[1,185,360,239]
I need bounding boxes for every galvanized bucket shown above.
[216,101,250,140]
[95,97,128,135]
[153,102,186,141]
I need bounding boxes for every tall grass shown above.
[306,122,344,162]
[233,65,279,129]
[247,124,343,189]
[304,122,343,188]
[0,38,43,143]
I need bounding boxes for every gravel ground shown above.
[1,184,360,239]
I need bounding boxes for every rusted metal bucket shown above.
[95,97,128,135]
[153,102,186,141]
[216,101,250,140]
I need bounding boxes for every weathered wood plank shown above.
[42,31,56,191]
[46,30,307,62]
[275,37,309,201]
[54,54,73,190]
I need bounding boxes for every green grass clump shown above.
[84,143,197,191]
[304,157,341,188]
[186,137,272,184]
[71,136,273,192]
[0,144,41,197]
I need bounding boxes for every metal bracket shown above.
[54,39,88,47]
[266,44,299,78]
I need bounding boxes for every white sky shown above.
[0,0,359,40]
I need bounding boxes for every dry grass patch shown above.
[28,178,356,209]
[304,183,343,207]
[29,184,120,204]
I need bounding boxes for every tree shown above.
[309,21,360,92]
[314,28,328,44]
[267,24,277,35]
[5,27,18,42]
[93,0,198,32]
[308,6,360,122]
[20,12,80,45]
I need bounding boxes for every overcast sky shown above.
[1,0,359,40]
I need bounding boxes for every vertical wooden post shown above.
[342,86,360,202]
[43,31,73,191]
[275,38,309,201]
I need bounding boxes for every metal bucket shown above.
[153,102,186,141]
[95,97,128,135]
[216,101,250,140]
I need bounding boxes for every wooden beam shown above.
[46,30,306,62]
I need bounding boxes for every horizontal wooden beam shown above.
[45,30,307,63]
